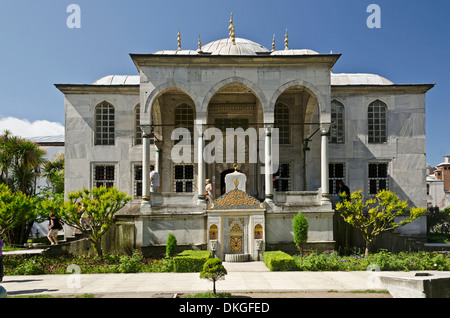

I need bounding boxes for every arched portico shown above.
[203,80,269,200]
[141,84,198,204]
[271,81,331,198]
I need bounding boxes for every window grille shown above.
[174,164,194,192]
[275,103,290,145]
[368,162,388,195]
[174,104,194,144]
[133,164,143,198]
[330,100,345,144]
[368,100,387,143]
[95,102,115,145]
[93,165,115,188]
[273,163,291,191]
[329,162,345,195]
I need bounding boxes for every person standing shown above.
[149,165,160,193]
[47,213,62,245]
[205,179,213,204]
[337,180,350,203]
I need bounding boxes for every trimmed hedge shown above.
[173,250,212,272]
[263,251,297,271]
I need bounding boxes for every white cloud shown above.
[0,117,64,138]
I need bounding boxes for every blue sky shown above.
[0,0,449,166]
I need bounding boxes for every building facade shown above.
[427,156,450,209]
[56,20,433,258]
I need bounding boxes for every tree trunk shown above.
[364,240,371,257]
[212,278,216,294]
[92,238,103,258]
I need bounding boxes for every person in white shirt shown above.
[205,179,213,203]
[149,165,160,193]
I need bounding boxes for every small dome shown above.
[93,75,139,85]
[331,73,393,85]
[201,37,270,55]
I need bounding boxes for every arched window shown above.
[209,224,218,240]
[330,100,345,144]
[254,224,263,239]
[275,103,290,144]
[368,100,387,143]
[134,104,142,145]
[174,103,194,144]
[95,101,115,145]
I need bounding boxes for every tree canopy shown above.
[59,186,131,257]
[335,190,426,256]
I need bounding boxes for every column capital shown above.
[320,122,332,136]
[140,124,152,136]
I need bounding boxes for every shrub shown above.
[200,258,227,294]
[14,259,45,275]
[293,211,308,257]
[263,251,297,271]
[117,250,144,273]
[166,233,177,257]
[173,250,211,272]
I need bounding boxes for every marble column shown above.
[320,123,331,201]
[155,146,161,175]
[141,125,152,202]
[197,123,206,204]
[264,125,273,202]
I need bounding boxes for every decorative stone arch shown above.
[270,79,327,114]
[368,98,388,109]
[201,77,268,114]
[142,81,199,125]
[270,80,328,137]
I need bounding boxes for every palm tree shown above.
[42,152,64,193]
[11,139,46,195]
[0,130,15,186]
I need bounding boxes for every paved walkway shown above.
[2,260,449,298]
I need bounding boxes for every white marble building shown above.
[56,18,433,258]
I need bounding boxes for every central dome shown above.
[201,37,270,55]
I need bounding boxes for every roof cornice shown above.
[331,84,435,94]
[54,84,139,95]
[129,53,341,71]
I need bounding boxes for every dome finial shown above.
[177,29,182,51]
[198,34,202,51]
[271,34,276,52]
[284,28,289,50]
[229,12,236,45]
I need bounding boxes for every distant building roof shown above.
[28,135,65,146]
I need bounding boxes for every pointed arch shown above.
[201,77,267,114]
